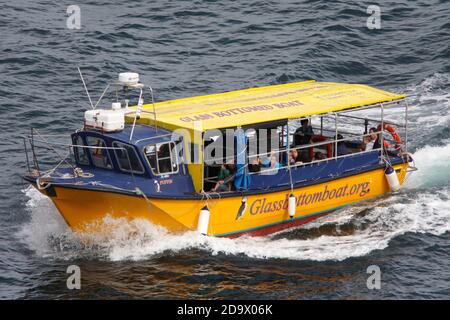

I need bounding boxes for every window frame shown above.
[72,135,90,166]
[112,141,145,175]
[143,141,179,176]
[85,135,113,170]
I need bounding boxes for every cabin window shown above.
[112,142,144,174]
[144,142,178,175]
[86,136,113,169]
[73,135,89,165]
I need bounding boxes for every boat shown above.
[22,72,417,237]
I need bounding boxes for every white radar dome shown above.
[118,72,140,86]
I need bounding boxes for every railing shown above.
[245,131,391,175]
[134,133,174,144]
[203,125,406,184]
[22,129,140,189]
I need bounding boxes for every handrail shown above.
[22,136,127,150]
[24,132,141,185]
[124,109,157,116]
[22,130,404,170]
[336,113,405,128]
[244,127,406,174]
[202,128,403,167]
[129,88,144,141]
[134,133,174,144]
[309,126,365,137]
[247,130,385,160]
[247,147,384,175]
[336,99,404,114]
[23,137,31,173]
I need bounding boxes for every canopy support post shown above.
[287,120,294,193]
[334,113,338,159]
[405,99,409,154]
[380,102,385,163]
[320,116,323,136]
[147,85,157,133]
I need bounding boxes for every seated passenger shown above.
[372,127,384,150]
[289,149,303,166]
[248,156,261,172]
[294,119,314,146]
[226,160,236,175]
[361,127,377,151]
[313,151,326,161]
[371,126,396,156]
[211,162,234,192]
[261,151,281,172]
[335,134,349,156]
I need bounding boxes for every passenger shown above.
[371,127,383,150]
[371,126,395,154]
[360,127,377,151]
[248,156,261,172]
[289,149,303,166]
[226,160,236,175]
[360,136,370,151]
[293,119,314,163]
[211,162,234,192]
[313,151,326,161]
[262,151,281,171]
[366,127,377,150]
[335,134,349,156]
[294,119,314,146]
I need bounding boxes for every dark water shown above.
[1,0,450,299]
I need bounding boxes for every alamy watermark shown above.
[366,5,381,30]
[66,265,81,290]
[66,5,81,30]
[366,265,381,290]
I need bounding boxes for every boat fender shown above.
[197,205,210,236]
[236,196,247,220]
[288,193,296,218]
[385,166,401,192]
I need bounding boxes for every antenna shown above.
[77,67,94,109]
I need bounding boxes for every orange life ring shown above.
[377,124,401,149]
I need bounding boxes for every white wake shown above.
[19,181,450,262]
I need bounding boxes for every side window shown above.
[86,136,113,169]
[73,135,89,165]
[144,142,178,175]
[112,142,144,174]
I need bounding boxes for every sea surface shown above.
[1,0,450,299]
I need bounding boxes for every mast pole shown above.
[77,67,94,109]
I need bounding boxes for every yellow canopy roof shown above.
[133,80,405,132]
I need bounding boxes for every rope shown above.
[200,189,221,209]
[287,164,294,195]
